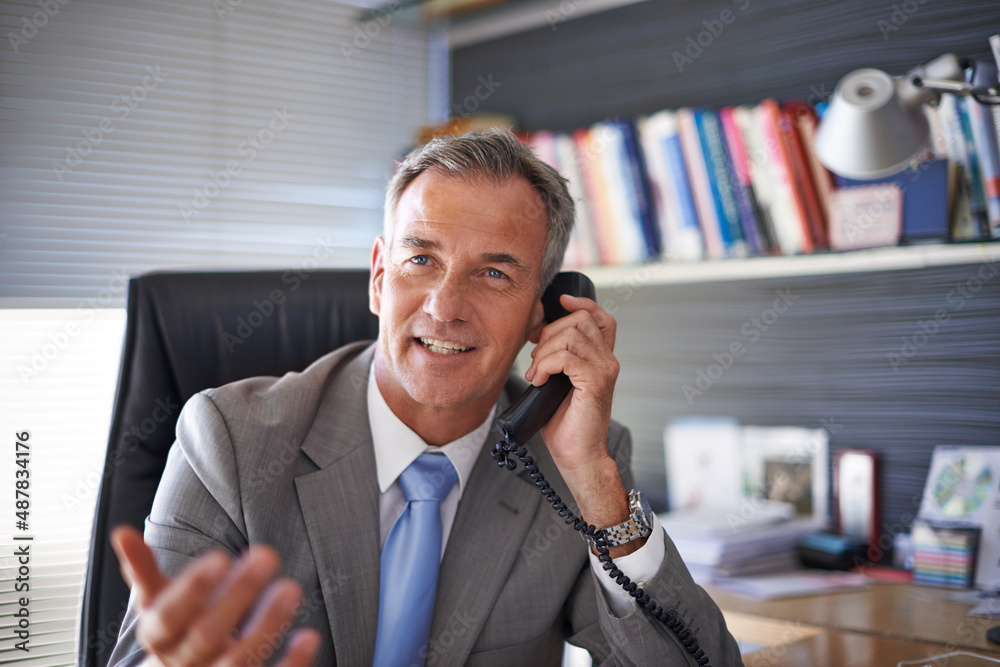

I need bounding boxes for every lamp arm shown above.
[897,53,966,108]
[911,77,1000,105]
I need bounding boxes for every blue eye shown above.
[487,268,506,279]
[410,255,429,265]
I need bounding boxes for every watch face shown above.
[638,495,654,527]
[631,491,654,528]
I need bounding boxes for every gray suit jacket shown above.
[109,341,741,666]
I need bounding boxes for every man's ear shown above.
[369,236,386,316]
[526,297,545,344]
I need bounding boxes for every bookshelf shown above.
[583,241,1000,287]
[458,0,1000,563]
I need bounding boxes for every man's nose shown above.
[423,273,472,322]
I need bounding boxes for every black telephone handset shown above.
[490,271,712,667]
[493,271,595,445]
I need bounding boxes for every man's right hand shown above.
[110,525,321,667]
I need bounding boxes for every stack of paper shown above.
[660,510,815,583]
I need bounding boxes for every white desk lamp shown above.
[814,53,999,179]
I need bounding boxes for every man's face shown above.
[369,169,547,420]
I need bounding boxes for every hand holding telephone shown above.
[493,271,596,448]
[490,271,712,667]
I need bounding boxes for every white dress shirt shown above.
[367,363,665,616]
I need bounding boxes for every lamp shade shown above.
[814,68,930,180]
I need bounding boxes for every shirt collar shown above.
[368,362,495,495]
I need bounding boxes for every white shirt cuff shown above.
[587,512,665,617]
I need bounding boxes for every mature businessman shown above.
[109,130,741,666]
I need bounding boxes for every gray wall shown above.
[452,0,1000,131]
[602,261,1000,559]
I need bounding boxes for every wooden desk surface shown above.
[705,580,1000,664]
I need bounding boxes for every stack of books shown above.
[912,521,980,588]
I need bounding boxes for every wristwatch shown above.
[587,489,654,548]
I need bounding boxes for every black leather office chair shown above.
[79,269,379,667]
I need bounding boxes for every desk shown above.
[705,581,1000,666]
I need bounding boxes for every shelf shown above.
[581,242,1000,289]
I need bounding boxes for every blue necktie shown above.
[373,453,458,667]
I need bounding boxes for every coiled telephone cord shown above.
[492,435,710,667]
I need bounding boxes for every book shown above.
[732,105,781,253]
[526,131,601,268]
[637,111,704,261]
[678,108,726,259]
[966,61,1000,238]
[780,102,829,249]
[553,133,600,267]
[593,122,647,264]
[719,106,767,256]
[696,109,748,257]
[658,112,706,261]
[758,98,814,254]
[937,94,981,240]
[611,119,661,258]
[792,104,835,248]
[836,160,950,243]
[957,95,991,237]
[752,103,804,254]
[572,128,619,264]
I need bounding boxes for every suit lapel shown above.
[295,344,380,666]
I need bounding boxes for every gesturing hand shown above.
[110,525,320,667]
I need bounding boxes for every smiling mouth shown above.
[418,337,474,355]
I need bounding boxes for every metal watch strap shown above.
[586,489,653,548]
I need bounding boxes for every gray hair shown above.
[383,129,575,293]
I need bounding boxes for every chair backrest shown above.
[80,269,379,667]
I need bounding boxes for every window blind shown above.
[0,309,126,667]
[0,1,432,664]
[0,0,432,308]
